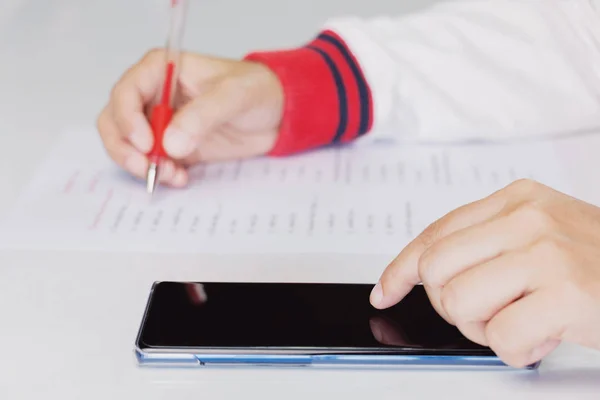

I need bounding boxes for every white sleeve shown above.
[325,0,600,144]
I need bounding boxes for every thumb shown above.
[162,80,244,159]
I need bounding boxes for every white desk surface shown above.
[1,1,600,398]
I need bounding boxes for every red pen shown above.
[146,0,189,194]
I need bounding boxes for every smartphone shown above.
[134,281,539,370]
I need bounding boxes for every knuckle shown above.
[513,202,555,231]
[417,253,431,285]
[419,221,443,248]
[506,178,542,194]
[417,249,441,288]
[530,237,571,271]
[440,284,462,322]
[142,48,164,64]
[111,48,164,100]
[414,222,447,286]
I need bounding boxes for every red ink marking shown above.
[89,189,113,230]
[63,171,80,194]
[88,173,100,193]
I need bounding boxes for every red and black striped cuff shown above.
[244,30,373,156]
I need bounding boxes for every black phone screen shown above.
[137,281,493,355]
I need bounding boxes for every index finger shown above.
[109,50,166,153]
[370,193,507,310]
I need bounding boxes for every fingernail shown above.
[163,127,193,158]
[370,282,384,307]
[124,152,147,176]
[129,116,152,153]
[158,160,175,182]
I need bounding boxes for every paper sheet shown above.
[0,129,570,254]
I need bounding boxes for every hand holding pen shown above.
[146,0,189,194]
[96,3,284,192]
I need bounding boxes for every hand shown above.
[97,50,283,187]
[370,179,600,368]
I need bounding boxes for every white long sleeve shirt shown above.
[246,0,600,156]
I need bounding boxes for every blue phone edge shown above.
[134,347,541,370]
[133,282,541,370]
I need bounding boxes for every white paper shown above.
[0,129,571,254]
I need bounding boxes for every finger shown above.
[109,50,166,154]
[98,105,145,176]
[419,204,546,291]
[485,290,564,368]
[163,79,248,159]
[156,158,189,188]
[442,250,538,324]
[371,192,508,310]
[439,250,539,344]
[418,204,552,325]
[421,285,452,325]
[110,52,237,156]
[97,106,187,187]
[454,321,488,347]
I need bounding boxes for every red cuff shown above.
[244,30,373,156]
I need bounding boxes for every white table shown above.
[1,1,599,398]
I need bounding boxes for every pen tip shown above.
[146,162,159,194]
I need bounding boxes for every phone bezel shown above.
[133,281,539,369]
